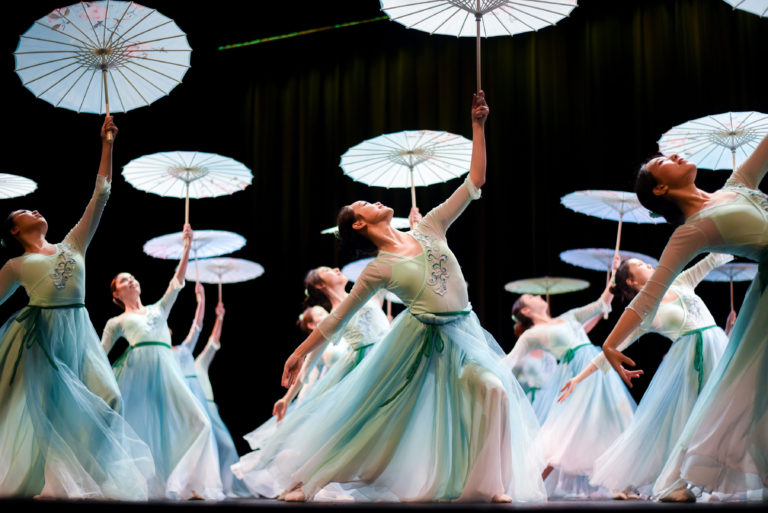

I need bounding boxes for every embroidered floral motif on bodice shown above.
[724,179,768,212]
[682,293,707,324]
[412,230,449,296]
[50,242,77,290]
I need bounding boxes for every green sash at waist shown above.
[353,343,374,366]
[561,343,592,364]
[112,341,171,379]
[379,310,470,408]
[10,303,85,386]
[681,325,716,394]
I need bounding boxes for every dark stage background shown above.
[1,0,767,455]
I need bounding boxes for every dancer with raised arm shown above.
[598,135,768,501]
[0,118,155,499]
[505,275,636,498]
[558,253,730,498]
[233,92,545,503]
[103,226,224,500]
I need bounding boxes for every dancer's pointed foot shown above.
[492,493,512,503]
[284,489,306,502]
[660,487,696,503]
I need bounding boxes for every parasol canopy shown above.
[703,261,758,314]
[185,257,264,301]
[505,276,589,309]
[0,173,38,199]
[560,248,659,273]
[143,229,246,260]
[723,0,768,17]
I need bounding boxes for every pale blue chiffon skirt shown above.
[0,306,156,499]
[232,310,546,503]
[115,344,224,500]
[591,326,727,495]
[654,272,768,497]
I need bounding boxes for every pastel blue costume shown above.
[172,321,249,497]
[505,298,636,498]
[0,177,155,499]
[102,277,224,500]
[620,158,768,496]
[589,254,730,495]
[232,179,547,502]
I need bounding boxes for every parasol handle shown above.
[732,149,737,173]
[184,183,190,225]
[546,292,550,315]
[409,166,417,210]
[101,70,113,143]
[218,280,223,303]
[730,277,734,312]
[387,298,392,319]
[475,5,481,92]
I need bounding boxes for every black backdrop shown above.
[1,0,767,454]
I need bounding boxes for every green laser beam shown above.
[218,16,389,50]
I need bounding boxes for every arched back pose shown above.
[599,136,768,501]
[102,226,224,500]
[558,253,731,497]
[505,282,636,498]
[0,118,155,499]
[233,92,547,503]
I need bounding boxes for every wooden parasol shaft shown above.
[218,280,223,303]
[184,183,190,225]
[387,298,392,318]
[476,3,481,92]
[102,70,113,143]
[730,277,734,312]
[732,149,737,172]
[409,166,417,210]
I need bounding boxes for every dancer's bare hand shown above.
[725,309,737,336]
[195,282,204,302]
[558,378,579,402]
[282,353,302,388]
[182,223,193,246]
[216,301,225,318]
[273,398,288,422]
[604,347,641,387]
[101,115,117,143]
[408,206,422,229]
[472,90,489,126]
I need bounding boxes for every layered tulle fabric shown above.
[537,344,636,497]
[591,327,727,495]
[115,344,224,500]
[0,307,156,499]
[654,274,768,497]
[233,310,546,503]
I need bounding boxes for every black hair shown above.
[635,162,685,226]
[336,205,378,259]
[511,296,534,337]
[610,259,638,306]
[303,268,333,313]
[297,306,317,334]
[1,211,24,258]
[110,274,126,310]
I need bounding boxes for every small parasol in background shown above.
[504,276,589,310]
[185,257,264,302]
[723,0,768,17]
[703,262,758,318]
[0,173,38,199]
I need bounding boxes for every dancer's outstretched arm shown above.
[180,282,205,351]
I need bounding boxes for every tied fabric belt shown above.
[379,309,470,408]
[561,343,592,364]
[10,303,85,386]
[352,343,374,365]
[682,325,716,394]
[113,341,171,377]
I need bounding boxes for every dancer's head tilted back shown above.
[297,305,329,334]
[610,258,655,306]
[511,294,548,337]
[635,154,696,226]
[110,272,141,310]
[336,201,391,258]
[303,266,348,312]
[1,209,48,257]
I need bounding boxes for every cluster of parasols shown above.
[3,0,768,315]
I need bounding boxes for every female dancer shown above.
[599,138,768,500]
[234,92,546,503]
[558,253,731,497]
[0,118,155,499]
[102,227,224,500]
[505,283,636,498]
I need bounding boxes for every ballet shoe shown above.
[660,487,696,503]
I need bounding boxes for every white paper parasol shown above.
[560,248,659,273]
[185,257,264,301]
[703,261,758,314]
[380,0,577,90]
[0,173,38,199]
[322,217,411,235]
[15,1,191,141]
[143,230,246,260]
[122,151,252,224]
[340,130,472,209]
[561,190,664,261]
[504,276,589,309]
[658,111,768,171]
[724,0,768,17]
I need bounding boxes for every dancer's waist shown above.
[130,341,172,349]
[410,306,472,325]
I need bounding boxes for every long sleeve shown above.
[63,175,111,254]
[195,337,220,374]
[317,261,387,340]
[0,261,20,306]
[591,325,645,373]
[504,328,547,370]
[563,297,611,325]
[101,317,121,355]
[417,177,481,238]
[674,253,734,290]
[728,133,768,189]
[158,275,185,318]
[180,321,202,352]
[627,221,710,328]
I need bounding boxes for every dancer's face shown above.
[625,258,654,290]
[349,200,394,230]
[315,266,348,289]
[520,294,548,314]
[9,209,47,238]
[645,154,697,191]
[112,272,141,302]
